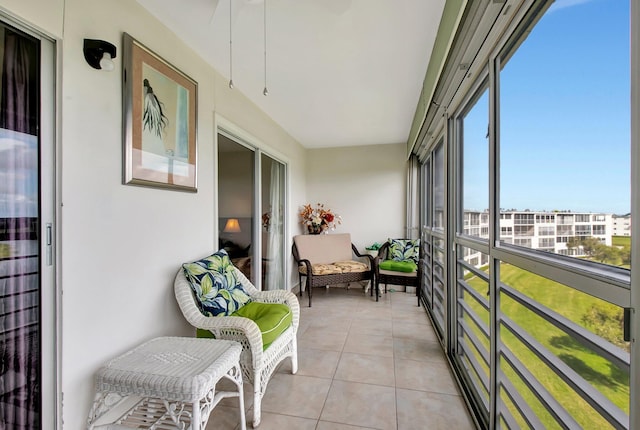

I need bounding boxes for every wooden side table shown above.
[87,337,245,430]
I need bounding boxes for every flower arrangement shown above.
[261,211,271,232]
[299,203,342,234]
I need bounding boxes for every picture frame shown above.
[122,32,198,192]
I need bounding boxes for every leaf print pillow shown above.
[388,238,420,264]
[182,249,252,317]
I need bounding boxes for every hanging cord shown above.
[263,0,269,96]
[229,0,234,89]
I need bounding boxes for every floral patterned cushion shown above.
[298,263,343,275]
[298,260,369,275]
[182,249,252,317]
[333,260,369,273]
[388,238,420,264]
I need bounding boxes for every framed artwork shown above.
[122,32,197,191]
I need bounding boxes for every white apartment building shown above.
[612,213,632,236]
[463,210,614,260]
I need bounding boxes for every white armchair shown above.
[174,267,299,427]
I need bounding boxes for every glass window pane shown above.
[218,135,255,282]
[0,25,41,429]
[499,263,629,427]
[456,246,491,418]
[461,88,489,238]
[498,0,630,269]
[433,141,445,231]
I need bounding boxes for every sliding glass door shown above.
[0,20,56,429]
[217,131,287,290]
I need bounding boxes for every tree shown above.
[581,305,628,352]
[580,237,601,257]
[566,236,581,253]
[620,246,631,267]
[592,244,620,264]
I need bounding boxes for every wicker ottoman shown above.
[87,336,245,430]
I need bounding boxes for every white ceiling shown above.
[135,0,445,148]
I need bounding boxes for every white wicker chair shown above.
[174,267,299,428]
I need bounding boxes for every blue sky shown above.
[464,0,630,214]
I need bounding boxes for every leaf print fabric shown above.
[388,238,420,264]
[183,249,252,316]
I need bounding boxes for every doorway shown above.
[217,132,286,290]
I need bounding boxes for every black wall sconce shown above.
[83,39,117,71]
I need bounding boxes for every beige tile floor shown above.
[208,286,476,430]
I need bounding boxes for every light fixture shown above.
[83,39,117,71]
[228,0,234,89]
[227,0,269,96]
[262,0,269,96]
[223,218,242,233]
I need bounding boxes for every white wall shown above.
[0,0,63,37]
[305,143,407,252]
[1,0,306,428]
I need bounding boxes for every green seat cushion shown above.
[182,249,252,317]
[232,302,293,348]
[379,259,417,273]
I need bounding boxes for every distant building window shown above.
[575,214,590,222]
[514,238,531,247]
[539,238,555,247]
[593,225,606,235]
[557,214,574,225]
[557,225,573,236]
[536,214,555,223]
[514,214,535,225]
[576,225,591,235]
[514,225,534,236]
[539,226,555,236]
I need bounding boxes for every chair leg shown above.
[253,372,262,428]
[291,337,298,374]
[307,279,312,307]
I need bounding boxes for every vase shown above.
[307,224,324,235]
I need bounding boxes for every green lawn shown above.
[612,235,631,248]
[462,264,629,429]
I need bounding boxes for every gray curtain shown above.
[0,27,40,430]
[265,161,284,290]
[406,154,420,239]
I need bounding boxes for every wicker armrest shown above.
[174,271,264,362]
